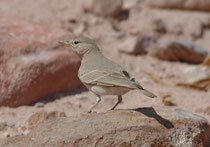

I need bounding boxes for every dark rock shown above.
[143,0,210,12]
[152,40,208,64]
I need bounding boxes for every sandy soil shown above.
[0,0,209,139]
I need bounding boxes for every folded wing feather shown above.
[79,69,138,88]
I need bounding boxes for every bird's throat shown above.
[82,50,103,63]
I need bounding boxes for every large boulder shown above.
[1,107,209,147]
[0,18,82,107]
[143,0,210,12]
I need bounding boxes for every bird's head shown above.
[59,36,100,58]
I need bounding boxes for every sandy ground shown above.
[0,0,209,139]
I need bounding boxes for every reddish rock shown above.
[0,18,82,107]
[143,0,210,12]
[0,107,209,147]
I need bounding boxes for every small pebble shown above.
[6,122,15,128]
[35,102,44,108]
[75,95,89,100]
[3,132,10,138]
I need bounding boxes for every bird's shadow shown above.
[130,107,174,129]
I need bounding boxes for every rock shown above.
[34,102,44,108]
[178,65,210,83]
[123,0,139,10]
[0,18,82,107]
[143,0,210,12]
[151,18,167,34]
[202,54,210,66]
[27,110,66,129]
[6,122,15,128]
[0,122,7,131]
[1,107,209,147]
[152,40,208,64]
[119,35,157,55]
[89,0,123,17]
[203,106,210,115]
[176,65,210,91]
[3,132,10,138]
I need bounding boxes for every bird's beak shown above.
[59,40,71,47]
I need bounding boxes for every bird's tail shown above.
[138,88,157,98]
[134,81,157,98]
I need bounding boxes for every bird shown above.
[59,36,157,112]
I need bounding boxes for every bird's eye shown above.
[74,41,79,45]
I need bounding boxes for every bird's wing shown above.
[79,69,138,88]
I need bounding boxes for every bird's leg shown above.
[88,96,101,113]
[109,95,122,110]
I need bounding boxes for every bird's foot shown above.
[107,108,114,112]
